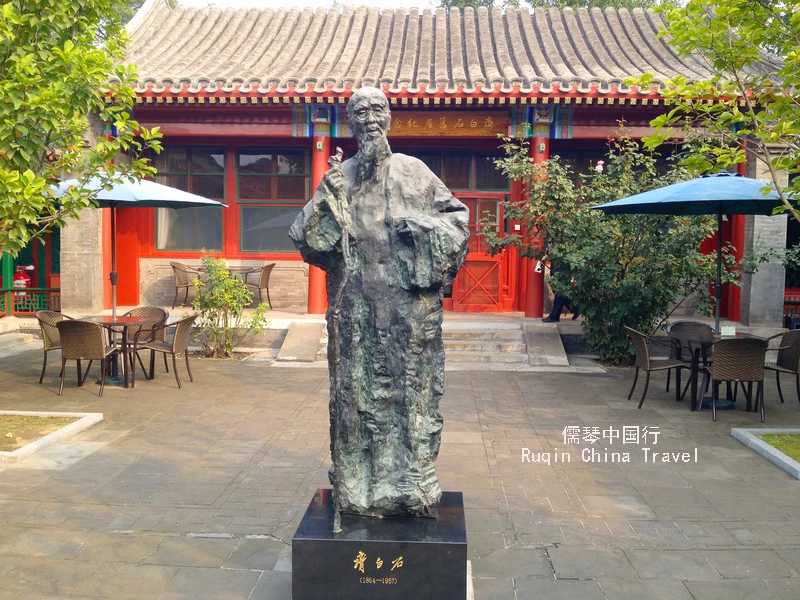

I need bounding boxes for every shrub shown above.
[191,253,269,358]
[485,135,738,364]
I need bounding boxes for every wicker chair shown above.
[132,314,197,389]
[35,310,73,384]
[625,327,691,408]
[665,321,715,398]
[245,263,275,307]
[697,337,769,422]
[122,307,169,381]
[765,330,800,404]
[170,262,199,309]
[55,320,117,397]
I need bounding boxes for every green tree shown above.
[485,135,732,364]
[637,0,800,223]
[0,0,161,257]
[115,0,144,23]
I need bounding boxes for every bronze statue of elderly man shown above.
[289,87,470,529]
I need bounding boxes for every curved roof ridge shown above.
[547,7,593,84]
[296,8,340,88]
[327,6,370,89]
[310,6,355,90]
[183,8,246,84]
[517,8,556,83]
[645,9,714,80]
[448,7,467,88]
[576,8,626,82]
[218,9,275,84]
[619,8,680,81]
[415,8,434,89]
[245,8,292,78]
[260,8,311,85]
[602,7,664,81]
[477,7,502,88]
[490,6,519,87]
[397,7,420,87]
[129,5,193,67]
[165,8,227,85]
[462,7,485,88]
[563,8,613,83]
[381,8,407,89]
[361,9,393,88]
[138,7,206,80]
[127,5,730,96]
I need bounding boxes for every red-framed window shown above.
[153,146,225,251]
[403,149,510,192]
[236,148,310,253]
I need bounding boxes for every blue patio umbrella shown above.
[55,177,227,318]
[593,172,785,331]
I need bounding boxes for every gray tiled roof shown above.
[126,0,718,96]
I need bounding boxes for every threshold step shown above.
[443,341,526,353]
[442,330,523,341]
[0,333,34,351]
[445,350,529,364]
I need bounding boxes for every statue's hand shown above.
[393,216,432,240]
[322,168,343,198]
[322,147,345,200]
[394,217,412,239]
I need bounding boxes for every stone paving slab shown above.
[2,344,800,598]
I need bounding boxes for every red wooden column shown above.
[307,118,331,314]
[510,179,526,312]
[525,137,549,318]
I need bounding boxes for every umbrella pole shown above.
[715,211,722,332]
[110,205,118,320]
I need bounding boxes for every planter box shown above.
[0,410,103,463]
[731,428,800,479]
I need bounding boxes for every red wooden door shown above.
[452,195,509,312]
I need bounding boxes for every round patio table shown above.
[668,330,762,411]
[81,315,161,388]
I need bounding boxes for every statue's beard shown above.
[354,132,391,186]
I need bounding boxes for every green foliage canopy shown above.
[639,0,800,223]
[0,0,161,257]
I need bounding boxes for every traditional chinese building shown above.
[44,0,787,325]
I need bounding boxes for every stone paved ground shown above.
[2,344,800,599]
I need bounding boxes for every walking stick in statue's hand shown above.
[327,147,350,267]
[327,146,350,533]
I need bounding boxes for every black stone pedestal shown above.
[292,489,467,600]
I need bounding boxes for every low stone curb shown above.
[731,427,800,479]
[0,410,103,463]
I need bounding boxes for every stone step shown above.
[444,350,529,364]
[523,323,570,367]
[276,322,326,362]
[0,317,23,335]
[442,330,523,341]
[443,340,526,353]
[442,320,521,331]
[0,333,34,351]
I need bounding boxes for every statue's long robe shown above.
[289,153,469,518]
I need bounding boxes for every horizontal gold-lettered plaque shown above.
[387,111,508,137]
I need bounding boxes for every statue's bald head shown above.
[347,87,391,144]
